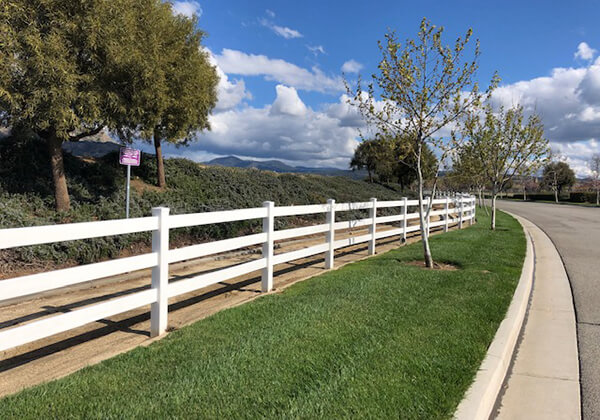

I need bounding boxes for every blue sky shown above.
[150,0,600,176]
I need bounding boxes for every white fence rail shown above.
[0,193,475,352]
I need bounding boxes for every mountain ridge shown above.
[204,156,367,179]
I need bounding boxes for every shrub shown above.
[0,136,414,271]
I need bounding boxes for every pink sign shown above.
[119,148,141,166]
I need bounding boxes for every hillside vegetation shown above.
[0,136,410,274]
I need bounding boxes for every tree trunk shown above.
[596,188,599,206]
[416,144,433,268]
[478,188,489,216]
[554,189,558,203]
[491,193,497,230]
[490,184,498,230]
[47,132,70,212]
[367,170,373,183]
[523,186,527,201]
[154,133,166,188]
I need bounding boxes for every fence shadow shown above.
[0,224,449,375]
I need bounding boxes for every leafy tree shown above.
[350,139,383,183]
[392,138,437,189]
[347,18,497,267]
[115,9,218,188]
[450,142,489,212]
[0,0,217,210]
[350,136,437,188]
[460,105,549,229]
[589,154,600,206]
[542,160,576,202]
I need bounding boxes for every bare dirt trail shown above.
[0,218,459,398]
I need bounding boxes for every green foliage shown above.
[350,136,437,188]
[0,136,411,269]
[542,161,576,195]
[347,17,498,266]
[0,0,218,207]
[0,210,525,419]
[114,2,218,186]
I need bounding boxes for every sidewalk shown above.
[494,215,580,419]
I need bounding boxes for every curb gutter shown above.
[454,213,534,419]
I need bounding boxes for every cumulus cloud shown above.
[214,48,344,93]
[205,49,252,111]
[550,139,599,177]
[491,57,600,176]
[171,1,202,18]
[153,87,362,167]
[271,85,307,116]
[341,59,363,74]
[259,18,303,39]
[575,42,596,61]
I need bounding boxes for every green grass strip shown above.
[0,209,525,419]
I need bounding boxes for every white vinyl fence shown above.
[0,193,475,352]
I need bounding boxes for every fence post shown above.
[459,195,464,229]
[151,207,169,338]
[262,201,274,292]
[325,198,335,269]
[444,196,450,232]
[368,197,377,255]
[402,196,408,243]
[469,196,474,225]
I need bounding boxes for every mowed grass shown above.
[0,209,525,419]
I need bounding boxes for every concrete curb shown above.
[454,212,535,420]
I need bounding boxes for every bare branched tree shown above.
[346,18,498,267]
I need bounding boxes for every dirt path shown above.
[0,221,459,397]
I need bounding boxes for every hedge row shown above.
[0,136,412,272]
[510,192,598,203]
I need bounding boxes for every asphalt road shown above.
[496,200,600,419]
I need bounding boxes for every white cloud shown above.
[205,49,252,111]
[265,9,275,18]
[259,18,303,39]
[171,1,202,18]
[575,42,596,61]
[307,45,326,56]
[271,85,307,116]
[341,59,363,74]
[214,48,344,93]
[550,139,599,177]
[154,88,362,167]
[491,58,600,176]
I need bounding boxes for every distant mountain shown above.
[205,156,368,180]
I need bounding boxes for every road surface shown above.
[496,200,600,419]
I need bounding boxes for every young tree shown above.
[461,105,549,229]
[347,18,497,267]
[450,142,489,213]
[542,161,576,202]
[588,154,600,206]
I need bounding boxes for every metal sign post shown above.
[119,148,141,218]
[126,164,131,218]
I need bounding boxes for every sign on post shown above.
[119,148,141,166]
[119,148,141,219]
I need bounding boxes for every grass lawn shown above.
[0,209,525,419]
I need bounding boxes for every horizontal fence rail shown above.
[0,193,476,353]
